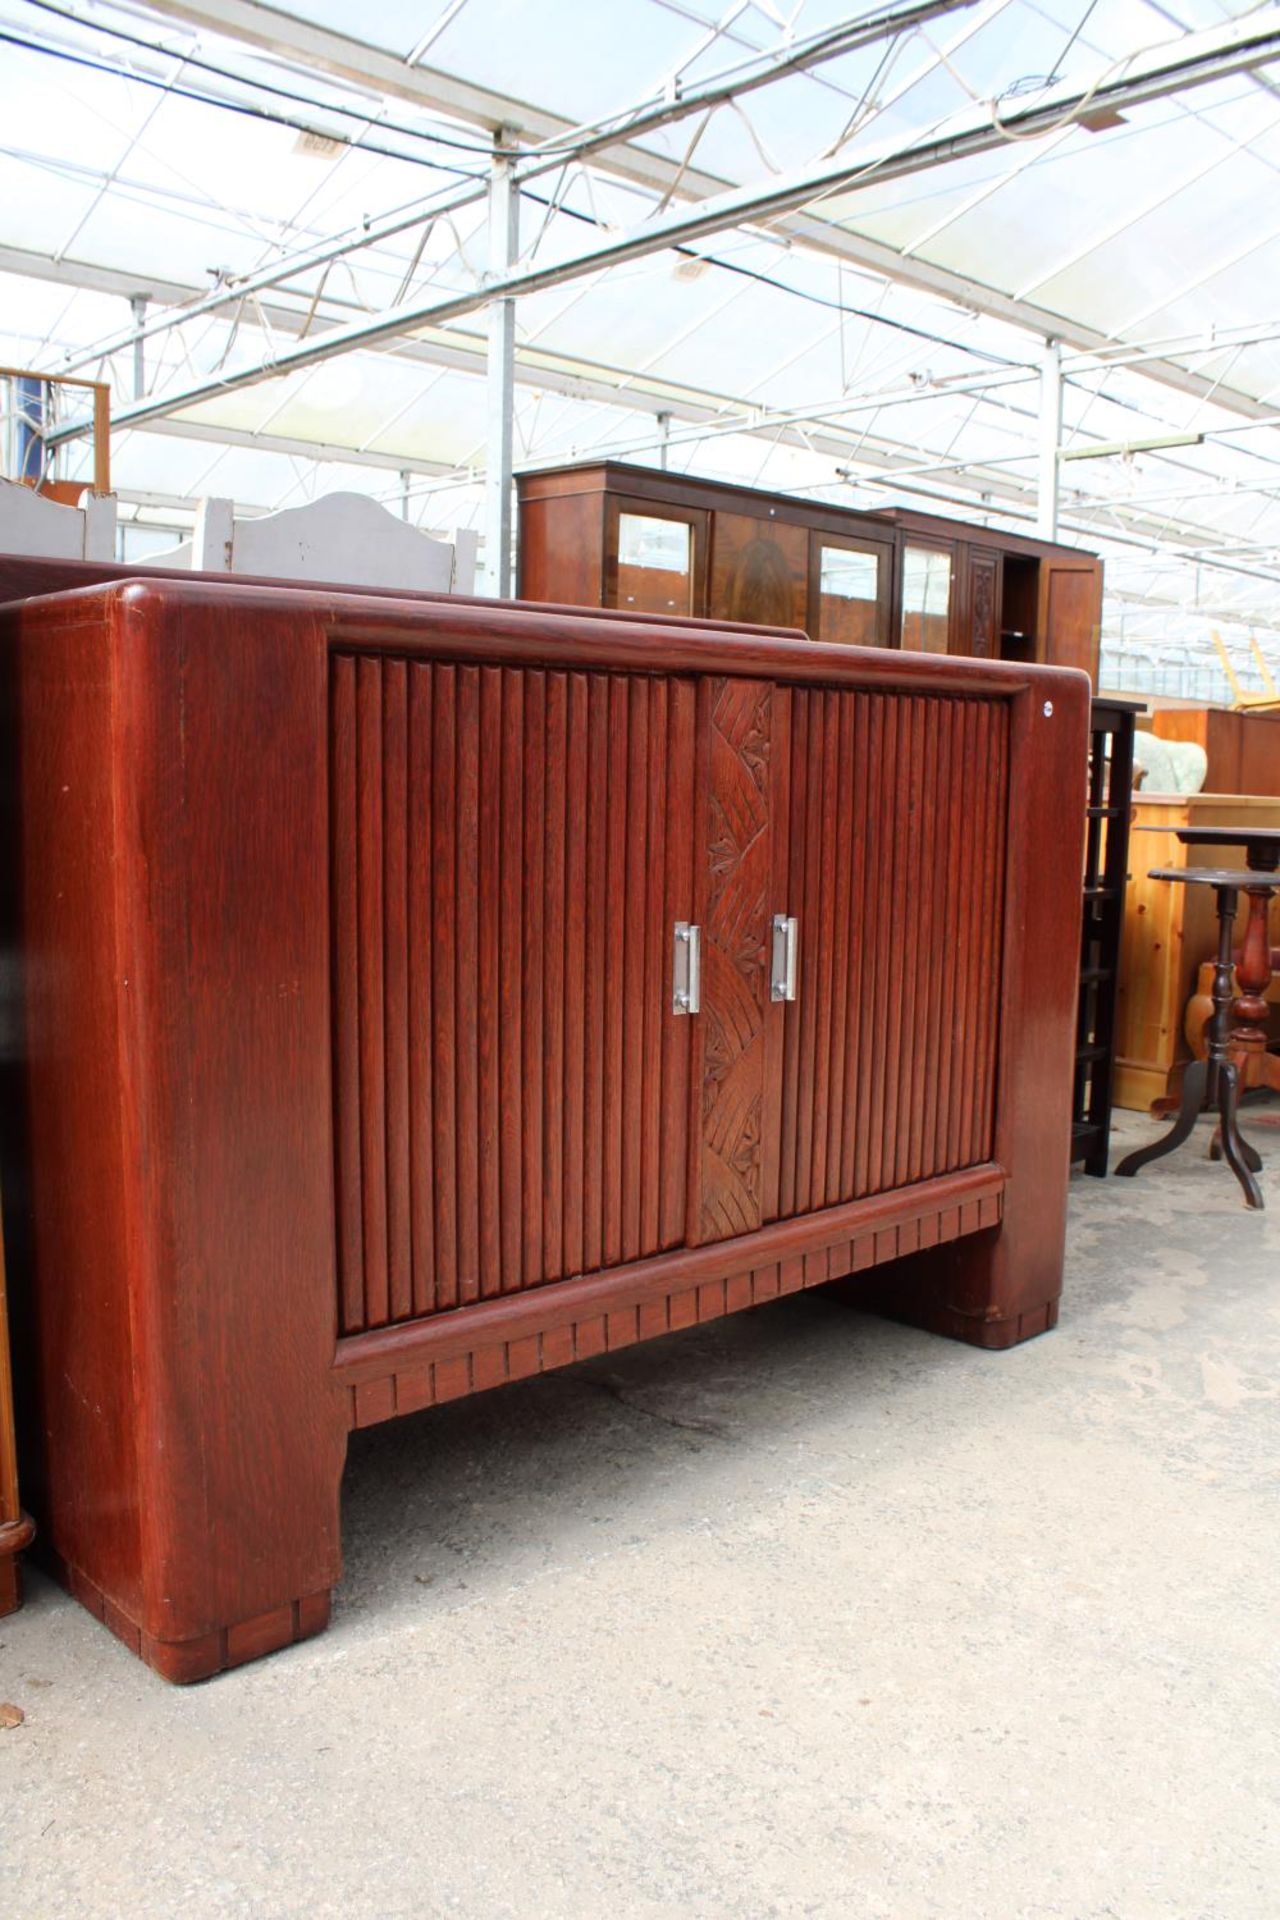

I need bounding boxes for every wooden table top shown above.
[1147,865,1280,890]
[1134,823,1280,872]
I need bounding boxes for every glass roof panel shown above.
[1,0,1279,686]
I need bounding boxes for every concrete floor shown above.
[2,1109,1278,1919]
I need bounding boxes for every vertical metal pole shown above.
[1037,339,1062,541]
[91,383,111,493]
[484,128,519,598]
[14,376,44,484]
[130,295,148,399]
[657,410,671,469]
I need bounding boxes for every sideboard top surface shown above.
[7,575,1093,706]
[0,547,801,643]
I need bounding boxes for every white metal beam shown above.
[1038,341,1062,539]
[139,0,982,170]
[121,414,461,475]
[0,244,768,421]
[484,132,519,598]
[20,240,1280,571]
[44,0,985,384]
[49,12,1280,446]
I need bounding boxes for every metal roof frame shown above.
[43,9,1280,450]
[81,0,1280,424]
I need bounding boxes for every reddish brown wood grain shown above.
[824,694,854,1206]
[356,657,389,1329]
[338,1161,1008,1418]
[541,673,567,1280]
[691,677,773,1245]
[640,677,668,1252]
[622,678,648,1265]
[603,676,628,1268]
[331,657,364,1335]
[661,681,696,1247]
[0,574,1087,1680]
[382,660,412,1325]
[454,666,482,1303]
[333,657,696,1333]
[498,668,524,1294]
[778,688,807,1217]
[478,666,503,1300]
[430,666,459,1311]
[1,584,346,1674]
[761,682,792,1222]
[562,672,588,1274]
[768,688,1009,1216]
[522,672,547,1288]
[407,664,436,1318]
[583,674,608,1274]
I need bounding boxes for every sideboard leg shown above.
[2,593,350,1680]
[836,1228,1064,1350]
[43,1406,348,1684]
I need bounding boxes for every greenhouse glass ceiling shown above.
[2,0,1280,695]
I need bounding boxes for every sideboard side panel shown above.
[117,588,347,1651]
[0,596,144,1617]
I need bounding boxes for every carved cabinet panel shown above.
[691,676,776,1244]
[965,548,1000,659]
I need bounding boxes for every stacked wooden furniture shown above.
[0,577,1087,1680]
[1072,699,1139,1173]
[1151,705,1280,797]
[1115,794,1280,1111]
[517,461,1104,683]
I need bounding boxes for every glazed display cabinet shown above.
[517,461,1104,684]
[0,580,1087,1680]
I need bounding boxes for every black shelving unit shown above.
[1072,697,1142,1175]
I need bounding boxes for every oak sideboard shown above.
[0,579,1088,1680]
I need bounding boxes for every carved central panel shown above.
[697,677,772,1244]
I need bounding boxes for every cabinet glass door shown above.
[811,534,892,646]
[612,509,697,614]
[900,544,953,653]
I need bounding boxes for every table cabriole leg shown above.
[1215,1058,1264,1210]
[1114,1058,1208,1178]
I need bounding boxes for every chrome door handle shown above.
[673,921,701,1014]
[770,914,798,1002]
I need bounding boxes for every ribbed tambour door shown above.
[331,655,694,1335]
[769,687,1009,1218]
